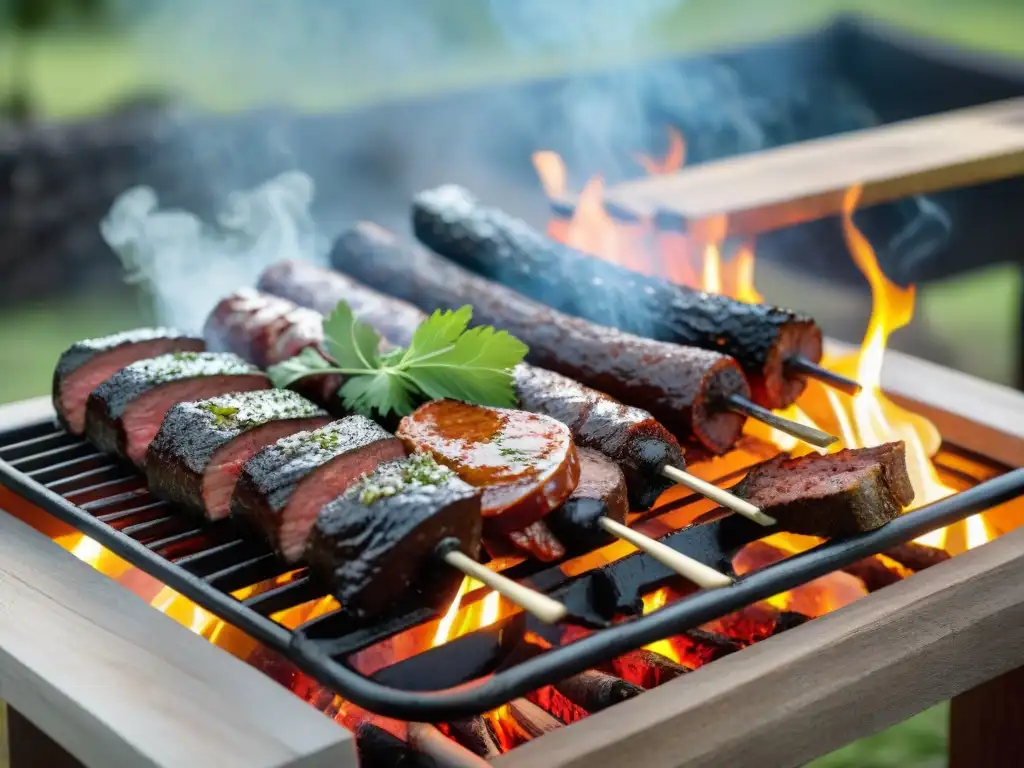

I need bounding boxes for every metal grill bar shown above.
[1,416,1021,721]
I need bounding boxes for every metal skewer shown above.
[726,394,839,449]
[441,547,568,624]
[597,517,734,589]
[660,464,777,526]
[786,355,863,396]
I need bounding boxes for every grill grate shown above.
[2,414,1022,721]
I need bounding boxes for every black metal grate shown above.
[2,414,1022,721]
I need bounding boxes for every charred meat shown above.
[146,389,330,520]
[53,328,205,435]
[305,454,482,617]
[397,400,580,535]
[233,416,407,563]
[84,351,269,466]
[329,224,749,453]
[546,447,629,554]
[732,442,915,537]
[413,184,821,409]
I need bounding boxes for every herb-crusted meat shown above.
[412,184,822,409]
[53,327,205,435]
[146,390,330,520]
[232,416,406,563]
[84,352,269,466]
[306,454,482,617]
[732,442,915,537]
[330,223,749,453]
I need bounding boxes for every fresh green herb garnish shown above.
[268,302,528,418]
[356,453,452,505]
[199,403,240,427]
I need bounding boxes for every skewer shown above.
[440,547,568,624]
[660,464,776,526]
[725,394,839,449]
[598,517,733,589]
[786,354,862,396]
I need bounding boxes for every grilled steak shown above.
[397,400,580,535]
[252,274,686,508]
[146,390,331,520]
[412,184,822,409]
[84,352,268,466]
[232,416,406,563]
[732,442,915,537]
[546,447,629,554]
[330,223,749,453]
[306,454,482,617]
[484,519,567,563]
[53,328,205,435]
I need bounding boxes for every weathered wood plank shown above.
[0,510,356,768]
[603,97,1024,239]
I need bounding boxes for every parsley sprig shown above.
[267,302,528,418]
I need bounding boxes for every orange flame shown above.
[635,127,686,175]
[640,588,682,663]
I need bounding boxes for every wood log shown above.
[683,629,743,661]
[884,541,953,572]
[842,555,908,592]
[407,724,491,768]
[552,670,644,714]
[603,97,1024,239]
[443,718,503,760]
[506,699,563,741]
[355,724,438,768]
[596,649,692,690]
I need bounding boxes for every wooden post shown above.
[6,707,84,768]
[949,664,1024,768]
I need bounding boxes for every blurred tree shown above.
[3,0,108,120]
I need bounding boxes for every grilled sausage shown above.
[305,454,483,617]
[329,223,749,454]
[241,276,685,508]
[54,328,205,435]
[546,447,629,554]
[84,352,269,466]
[397,400,580,535]
[413,185,822,409]
[145,389,330,520]
[232,416,407,563]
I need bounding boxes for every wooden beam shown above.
[602,97,1024,239]
[495,524,1024,768]
[0,509,357,768]
[949,664,1024,768]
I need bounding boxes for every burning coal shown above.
[101,171,325,332]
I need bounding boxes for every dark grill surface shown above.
[1,415,1022,721]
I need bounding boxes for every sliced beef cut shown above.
[546,447,629,554]
[732,442,915,537]
[483,519,567,562]
[53,328,205,435]
[397,400,580,535]
[306,454,483,617]
[232,416,406,563]
[84,352,268,466]
[145,390,330,520]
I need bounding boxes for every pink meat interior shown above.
[278,437,407,563]
[60,339,204,434]
[202,417,332,521]
[122,375,270,466]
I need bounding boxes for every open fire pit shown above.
[3,16,1024,768]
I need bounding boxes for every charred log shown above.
[884,541,952,571]
[407,723,491,768]
[773,611,812,633]
[442,718,503,760]
[553,669,645,713]
[507,699,563,740]
[843,555,909,592]
[355,724,438,768]
[683,629,744,662]
[597,648,692,689]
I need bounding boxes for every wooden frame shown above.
[600,97,1024,239]
[495,347,1024,767]
[0,397,356,768]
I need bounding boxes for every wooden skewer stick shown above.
[598,517,733,589]
[787,354,863,396]
[441,548,568,624]
[726,394,839,449]
[660,464,776,526]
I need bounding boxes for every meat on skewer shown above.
[251,268,684,509]
[396,400,581,536]
[305,453,484,618]
[327,223,835,451]
[731,442,915,537]
[84,351,269,466]
[146,389,331,520]
[54,328,206,435]
[232,415,407,564]
[412,184,858,409]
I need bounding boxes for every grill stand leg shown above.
[949,663,1024,768]
[3,704,84,768]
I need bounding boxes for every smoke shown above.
[102,171,323,332]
